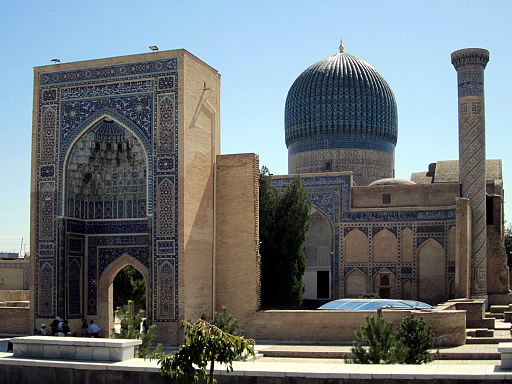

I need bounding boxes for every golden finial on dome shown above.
[339,38,344,52]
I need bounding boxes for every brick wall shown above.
[215,153,260,324]
[0,307,30,334]
[245,309,466,346]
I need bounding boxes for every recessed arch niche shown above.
[64,118,148,220]
[418,239,446,305]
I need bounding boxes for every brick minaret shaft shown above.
[451,48,489,297]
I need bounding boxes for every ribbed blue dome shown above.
[285,52,398,155]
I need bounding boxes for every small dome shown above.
[285,51,397,155]
[93,119,125,143]
[368,178,416,186]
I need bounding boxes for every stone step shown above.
[490,305,510,313]
[486,312,504,319]
[466,336,512,344]
[466,329,494,338]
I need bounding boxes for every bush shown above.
[347,309,436,364]
[213,307,243,336]
[348,308,406,364]
[395,314,436,364]
[111,300,162,358]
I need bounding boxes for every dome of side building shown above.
[285,42,398,185]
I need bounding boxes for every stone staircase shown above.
[464,304,512,344]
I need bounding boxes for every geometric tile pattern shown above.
[273,173,457,301]
[35,57,179,322]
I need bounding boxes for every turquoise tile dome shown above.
[285,51,398,155]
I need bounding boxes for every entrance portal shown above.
[97,254,150,337]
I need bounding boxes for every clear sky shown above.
[0,0,510,253]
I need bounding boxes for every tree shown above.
[505,224,512,266]
[259,166,311,309]
[213,306,243,336]
[111,300,162,358]
[348,308,406,364]
[158,319,255,384]
[113,265,146,312]
[395,315,436,364]
[348,309,436,364]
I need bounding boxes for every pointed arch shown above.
[344,229,368,263]
[418,238,446,305]
[372,268,397,299]
[59,109,152,216]
[345,269,368,298]
[373,228,397,262]
[97,253,150,337]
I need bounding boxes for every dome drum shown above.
[285,50,398,185]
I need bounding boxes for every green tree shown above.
[348,309,436,364]
[395,315,436,364]
[113,265,146,312]
[348,308,406,364]
[213,306,243,336]
[158,319,255,384]
[111,300,162,358]
[259,166,311,309]
[505,224,512,266]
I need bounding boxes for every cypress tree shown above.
[259,167,311,309]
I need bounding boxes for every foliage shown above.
[505,224,512,266]
[113,265,146,312]
[259,166,311,309]
[348,308,406,364]
[111,300,162,358]
[358,292,381,299]
[395,315,436,364]
[213,306,243,336]
[158,319,255,384]
[347,309,436,364]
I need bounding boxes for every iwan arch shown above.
[30,46,509,345]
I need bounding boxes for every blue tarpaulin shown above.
[318,299,433,311]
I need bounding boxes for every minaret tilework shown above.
[451,48,489,297]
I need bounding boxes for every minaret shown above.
[451,48,489,298]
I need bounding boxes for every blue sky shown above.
[0,0,510,252]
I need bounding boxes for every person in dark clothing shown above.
[61,320,71,336]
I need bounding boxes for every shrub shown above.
[395,314,436,364]
[213,306,243,336]
[348,309,436,364]
[348,308,406,364]
[111,300,162,358]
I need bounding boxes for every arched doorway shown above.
[97,254,150,337]
[113,265,146,313]
[302,209,332,300]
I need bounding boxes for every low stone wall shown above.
[245,309,466,346]
[0,307,30,334]
[0,290,29,302]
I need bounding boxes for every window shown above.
[382,193,391,204]
[380,273,390,287]
[325,161,332,171]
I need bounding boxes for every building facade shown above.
[276,45,507,305]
